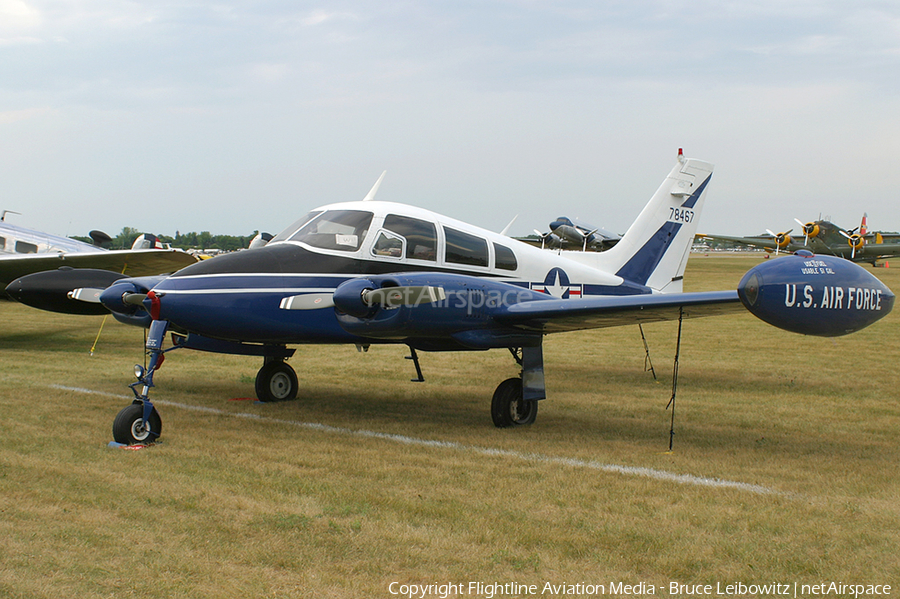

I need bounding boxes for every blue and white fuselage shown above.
[147,156,712,346]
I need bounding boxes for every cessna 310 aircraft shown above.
[6,151,894,445]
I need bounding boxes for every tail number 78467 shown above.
[668,207,694,223]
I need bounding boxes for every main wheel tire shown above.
[112,403,162,445]
[255,361,299,402]
[491,377,538,428]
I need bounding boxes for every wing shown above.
[496,290,744,333]
[697,234,786,252]
[857,242,900,260]
[0,249,197,288]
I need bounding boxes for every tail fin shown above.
[859,213,868,236]
[583,152,714,292]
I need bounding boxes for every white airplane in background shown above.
[6,151,894,445]
[0,211,196,307]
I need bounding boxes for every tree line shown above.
[73,227,262,252]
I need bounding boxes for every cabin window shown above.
[383,214,437,261]
[15,240,38,254]
[371,230,404,258]
[289,210,373,252]
[270,210,324,244]
[0,236,5,250]
[444,226,488,267]
[493,242,518,271]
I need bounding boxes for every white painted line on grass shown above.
[53,384,781,496]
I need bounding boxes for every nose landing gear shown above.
[113,319,173,445]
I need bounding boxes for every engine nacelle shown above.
[801,222,820,239]
[5,268,127,315]
[738,252,894,336]
[333,273,546,349]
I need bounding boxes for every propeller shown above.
[582,228,598,252]
[280,285,446,313]
[794,219,820,245]
[67,288,105,303]
[534,229,549,250]
[765,228,793,256]
[840,230,864,259]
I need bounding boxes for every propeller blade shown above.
[67,288,105,303]
[123,293,149,306]
[280,293,336,310]
[363,286,446,308]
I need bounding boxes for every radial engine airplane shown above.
[0,211,197,296]
[6,152,895,444]
[700,214,900,265]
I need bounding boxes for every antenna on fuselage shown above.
[500,215,518,236]
[1,210,22,222]
[362,171,387,201]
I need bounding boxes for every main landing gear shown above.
[255,358,298,402]
[491,377,538,427]
[490,345,545,428]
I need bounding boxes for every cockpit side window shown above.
[15,240,38,254]
[383,214,437,261]
[288,210,373,251]
[270,210,324,244]
[444,226,488,267]
[493,242,518,271]
[371,230,404,258]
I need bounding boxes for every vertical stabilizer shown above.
[585,153,714,293]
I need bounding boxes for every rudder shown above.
[591,152,714,292]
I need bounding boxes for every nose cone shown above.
[739,254,894,336]
[100,280,145,315]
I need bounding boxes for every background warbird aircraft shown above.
[0,211,197,303]
[528,217,621,251]
[6,152,894,445]
[701,214,900,265]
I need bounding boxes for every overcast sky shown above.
[2,1,898,240]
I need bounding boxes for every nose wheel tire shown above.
[113,403,162,445]
[491,377,538,427]
[255,361,299,402]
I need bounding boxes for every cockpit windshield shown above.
[286,209,374,252]
[270,211,323,244]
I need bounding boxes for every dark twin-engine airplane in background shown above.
[6,151,894,444]
[529,216,621,251]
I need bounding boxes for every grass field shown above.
[1,254,898,598]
